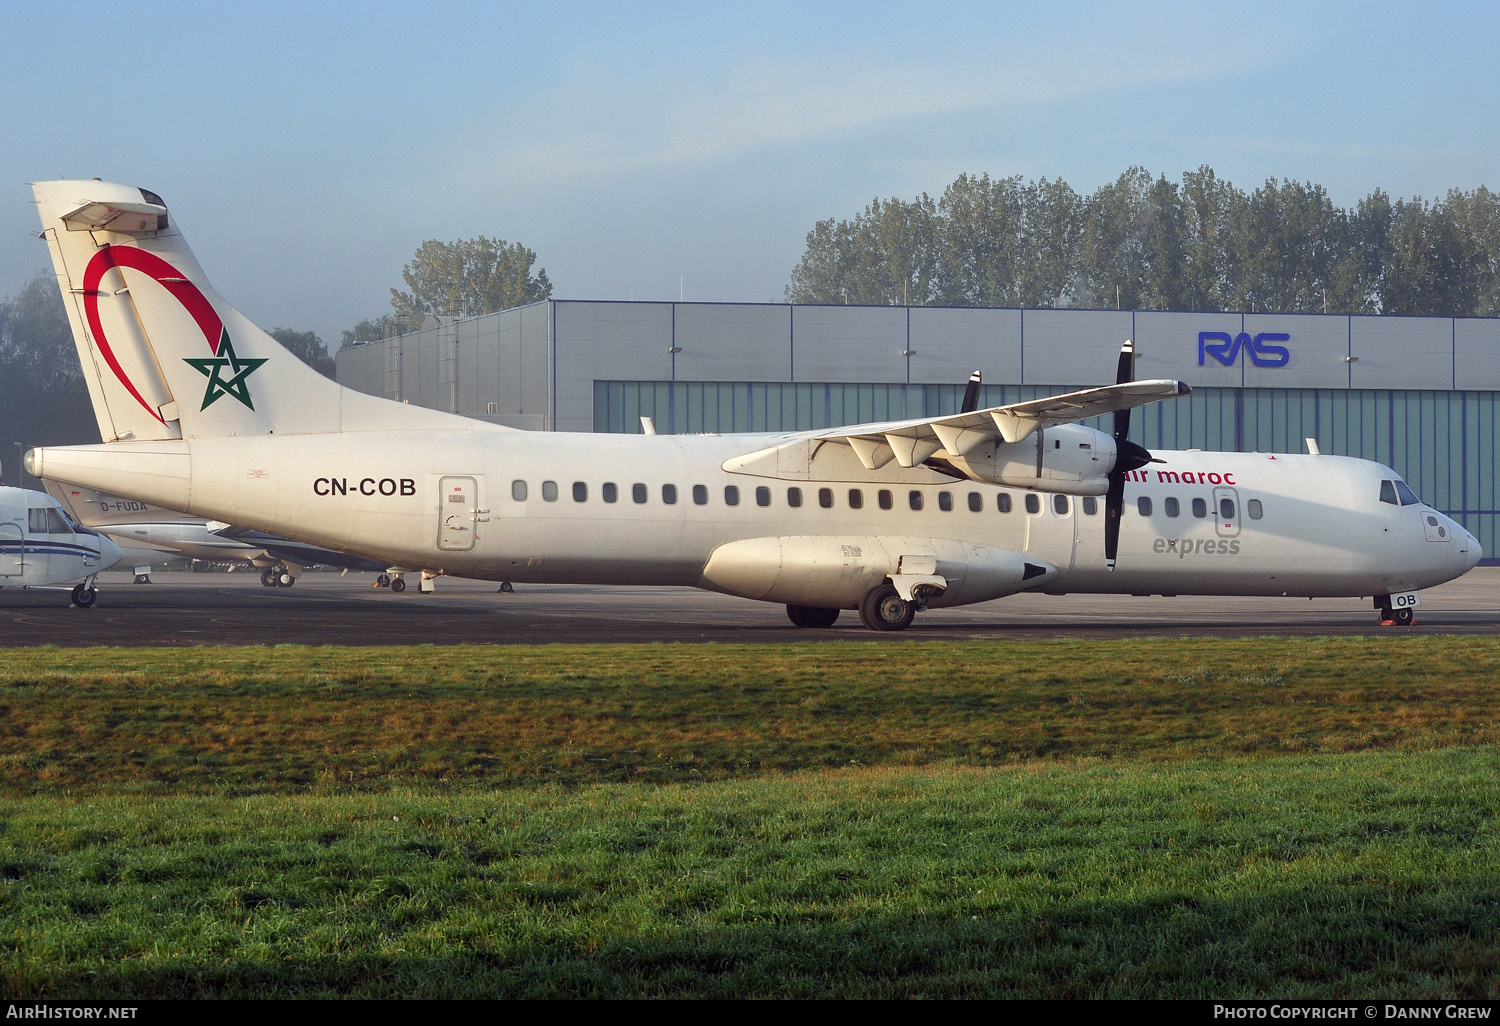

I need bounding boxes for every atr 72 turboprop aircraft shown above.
[23,179,1481,629]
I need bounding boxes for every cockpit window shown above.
[28,507,72,534]
[1380,479,1422,506]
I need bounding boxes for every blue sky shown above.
[3,1,1497,345]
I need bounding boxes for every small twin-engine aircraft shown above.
[0,474,121,606]
[23,179,1482,629]
[45,482,394,588]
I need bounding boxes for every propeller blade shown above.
[1115,338,1136,387]
[960,370,982,414]
[1106,340,1140,572]
[1104,469,1125,571]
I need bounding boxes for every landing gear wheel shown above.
[390,577,407,593]
[276,572,295,588]
[376,573,391,588]
[499,581,514,593]
[71,584,96,608]
[786,604,839,628]
[260,568,278,588]
[858,583,915,632]
[1393,607,1414,626]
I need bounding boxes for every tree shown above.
[0,271,95,486]
[389,236,552,324]
[269,327,335,378]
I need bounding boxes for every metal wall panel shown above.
[1351,316,1453,389]
[1243,313,1349,389]
[517,302,551,428]
[554,302,674,432]
[906,307,1022,384]
[790,305,909,382]
[334,342,387,398]
[1455,319,1500,389]
[1133,311,1243,388]
[672,304,791,381]
[1020,309,1133,385]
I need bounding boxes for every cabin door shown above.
[0,524,22,576]
[437,476,480,551]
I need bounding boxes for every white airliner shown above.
[0,478,122,605]
[23,179,1481,629]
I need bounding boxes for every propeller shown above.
[1105,339,1155,571]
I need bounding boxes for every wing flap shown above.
[818,377,1189,455]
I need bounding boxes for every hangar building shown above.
[336,301,1500,563]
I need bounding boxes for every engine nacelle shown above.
[945,422,1116,495]
[698,534,1057,609]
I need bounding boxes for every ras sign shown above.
[1198,331,1291,368]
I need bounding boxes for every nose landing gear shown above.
[1375,593,1418,627]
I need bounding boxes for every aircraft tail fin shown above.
[31,179,473,441]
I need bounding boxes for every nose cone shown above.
[97,533,123,571]
[1460,525,1483,572]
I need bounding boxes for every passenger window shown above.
[787,487,803,508]
[909,491,924,511]
[1025,494,1040,514]
[938,492,953,512]
[1053,494,1069,515]
[512,480,528,501]
[662,484,678,505]
[1220,498,1235,520]
[603,482,618,503]
[692,484,708,505]
[1248,499,1263,520]
[1192,498,1208,518]
[997,493,1012,513]
[632,483,648,504]
[848,489,864,510]
[1082,497,1097,516]
[756,486,771,507]
[1137,497,1152,516]
[572,482,587,502]
[878,490,893,510]
[542,480,558,502]
[818,488,833,509]
[1165,498,1180,517]
[968,492,983,512]
[724,485,740,506]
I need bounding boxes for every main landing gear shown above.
[784,582,936,632]
[259,564,295,588]
[786,604,839,628]
[858,583,916,632]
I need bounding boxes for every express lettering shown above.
[313,477,416,497]
[1154,538,1241,557]
[1198,331,1291,368]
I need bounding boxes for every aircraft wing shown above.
[816,378,1190,470]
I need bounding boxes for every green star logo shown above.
[185,328,267,411]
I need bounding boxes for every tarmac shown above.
[1,566,1497,646]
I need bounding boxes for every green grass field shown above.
[1,639,1497,997]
